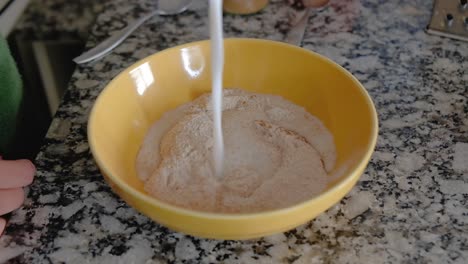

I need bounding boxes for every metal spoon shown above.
[284,0,329,46]
[73,0,192,64]
[284,8,311,46]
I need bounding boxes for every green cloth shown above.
[0,35,22,153]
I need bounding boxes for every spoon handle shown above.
[73,10,159,64]
[284,8,311,46]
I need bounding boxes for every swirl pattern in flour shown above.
[136,89,336,213]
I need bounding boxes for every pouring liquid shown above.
[209,0,225,178]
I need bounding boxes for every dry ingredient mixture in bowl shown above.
[137,88,336,213]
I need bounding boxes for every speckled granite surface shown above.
[12,0,105,40]
[1,0,467,263]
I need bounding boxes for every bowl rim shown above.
[88,38,379,219]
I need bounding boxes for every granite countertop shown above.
[11,0,105,40]
[1,0,467,263]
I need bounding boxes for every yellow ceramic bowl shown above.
[88,38,378,240]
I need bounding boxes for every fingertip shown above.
[0,159,36,188]
[0,217,6,233]
[20,159,36,185]
[0,188,25,215]
[13,188,25,208]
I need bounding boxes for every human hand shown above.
[0,158,35,236]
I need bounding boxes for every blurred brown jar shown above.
[223,0,269,14]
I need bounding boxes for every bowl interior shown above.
[89,38,377,215]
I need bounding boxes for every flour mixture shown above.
[136,89,336,213]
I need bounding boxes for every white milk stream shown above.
[209,0,224,178]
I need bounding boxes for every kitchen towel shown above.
[0,34,22,153]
